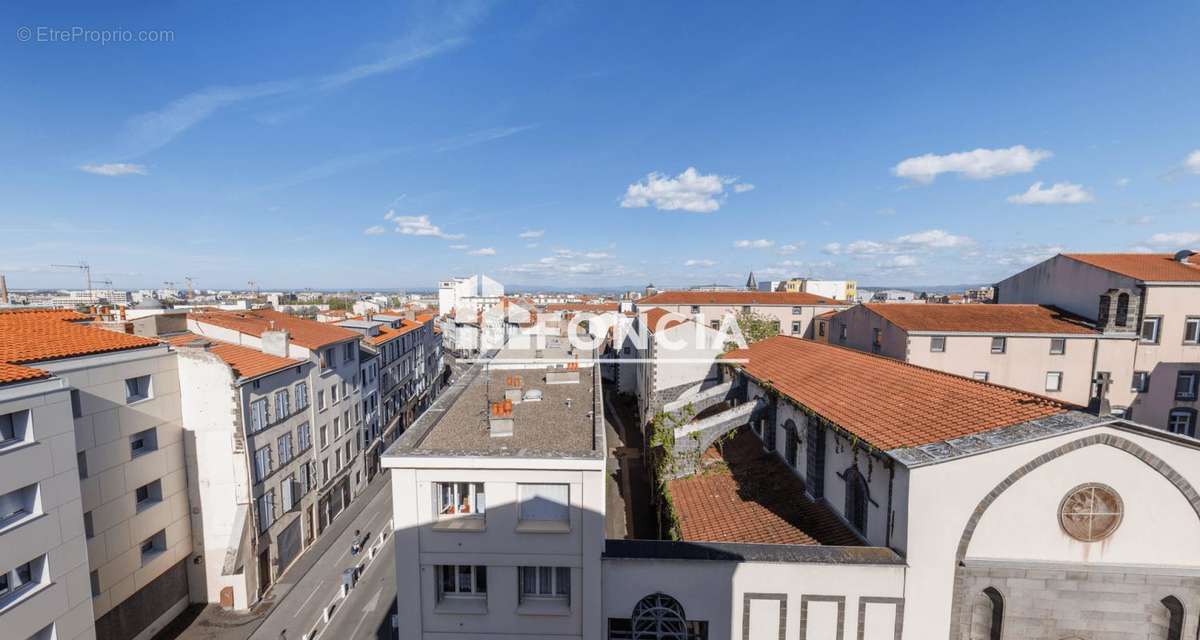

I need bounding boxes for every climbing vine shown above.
[649,403,698,540]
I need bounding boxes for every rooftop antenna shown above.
[51,261,92,297]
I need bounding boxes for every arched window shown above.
[1162,595,1183,640]
[1098,294,1111,327]
[968,587,1004,640]
[783,420,798,467]
[844,467,868,533]
[1115,292,1130,327]
[606,593,708,640]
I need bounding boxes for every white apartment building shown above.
[165,330,319,608]
[635,290,847,340]
[383,342,607,640]
[1,309,192,640]
[996,252,1200,434]
[829,303,1139,408]
[186,310,366,543]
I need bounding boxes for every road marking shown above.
[298,584,324,612]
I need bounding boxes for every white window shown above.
[140,530,166,565]
[1050,338,1066,355]
[317,390,326,411]
[295,382,309,410]
[274,389,290,419]
[990,337,1006,354]
[298,423,311,451]
[972,371,989,382]
[791,306,802,315]
[331,385,339,404]
[1178,372,1199,401]
[0,410,30,450]
[437,565,486,600]
[254,445,273,482]
[319,425,328,449]
[1141,317,1162,343]
[281,475,295,512]
[1168,409,1197,438]
[256,491,275,533]
[1186,317,1200,345]
[519,566,570,602]
[1045,371,1063,392]
[0,483,38,529]
[278,433,294,465]
[518,484,569,522]
[130,428,157,457]
[437,482,485,518]
[249,399,269,433]
[930,336,946,352]
[124,375,152,403]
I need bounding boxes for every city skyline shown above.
[3,2,1200,291]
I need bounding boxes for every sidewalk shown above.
[156,471,393,640]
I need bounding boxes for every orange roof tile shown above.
[1064,253,1200,282]
[365,318,426,346]
[640,308,691,333]
[189,309,358,349]
[640,290,841,306]
[721,336,1071,451]
[0,309,161,385]
[860,303,1098,334]
[0,361,51,385]
[668,428,861,545]
[164,332,304,380]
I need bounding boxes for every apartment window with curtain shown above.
[518,484,569,524]
[437,482,485,518]
[519,566,570,604]
[436,565,486,601]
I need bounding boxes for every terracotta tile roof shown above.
[1064,252,1200,282]
[639,290,841,306]
[365,318,426,346]
[721,336,1071,451]
[0,309,161,385]
[641,308,691,333]
[814,310,838,320]
[188,308,359,349]
[0,361,51,385]
[544,303,620,313]
[164,333,304,379]
[668,427,861,545]
[860,303,1098,334]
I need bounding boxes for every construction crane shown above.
[50,262,92,296]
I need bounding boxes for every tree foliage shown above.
[725,309,780,351]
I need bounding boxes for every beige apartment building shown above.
[1,309,192,640]
[635,290,847,339]
[830,303,1138,408]
[996,252,1200,435]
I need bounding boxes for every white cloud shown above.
[518,229,544,239]
[992,244,1065,267]
[389,213,464,239]
[895,229,974,249]
[777,243,803,255]
[468,247,496,255]
[893,145,1051,183]
[825,229,973,256]
[685,259,716,267]
[1115,177,1130,188]
[1145,232,1200,247]
[1185,150,1200,174]
[449,244,469,250]
[878,255,918,269]
[734,239,774,249]
[363,225,386,236]
[79,163,147,176]
[1006,181,1093,205]
[384,210,396,220]
[620,167,751,213]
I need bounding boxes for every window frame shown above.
[1177,371,1199,401]
[517,483,569,524]
[436,564,487,600]
[1168,408,1197,438]
[1049,338,1066,355]
[930,336,946,353]
[1185,317,1200,345]
[1131,371,1150,393]
[972,371,989,382]
[1141,316,1163,344]
[518,566,570,603]
[124,375,152,404]
[1045,371,1063,392]
[437,482,486,519]
[990,336,1006,354]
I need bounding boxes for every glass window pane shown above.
[555,567,570,596]
[457,565,471,592]
[441,566,454,593]
[520,484,569,521]
[521,567,536,595]
[474,566,487,593]
[538,566,553,594]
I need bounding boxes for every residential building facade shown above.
[634,291,847,340]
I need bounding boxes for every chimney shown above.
[489,398,514,437]
[262,330,291,357]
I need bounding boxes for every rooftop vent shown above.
[522,389,543,402]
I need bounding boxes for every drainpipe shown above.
[885,460,895,549]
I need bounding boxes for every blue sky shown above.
[3,2,1199,291]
